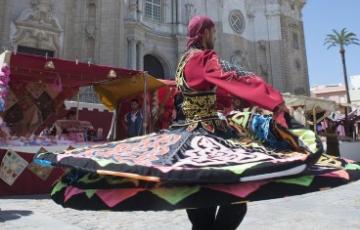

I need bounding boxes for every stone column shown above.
[128,38,136,69]
[137,41,144,70]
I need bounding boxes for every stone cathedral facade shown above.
[0,0,310,101]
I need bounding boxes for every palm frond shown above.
[324,28,359,49]
[326,43,337,49]
[334,29,342,38]
[351,41,360,46]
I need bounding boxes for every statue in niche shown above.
[260,64,269,79]
[128,0,139,20]
[85,25,96,40]
[29,0,59,27]
[258,40,267,51]
[10,0,62,54]
[13,0,61,29]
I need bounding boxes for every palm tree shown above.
[325,28,359,137]
[324,28,360,104]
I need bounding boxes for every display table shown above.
[54,120,94,142]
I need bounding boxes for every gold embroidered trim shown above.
[175,52,219,123]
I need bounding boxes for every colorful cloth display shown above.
[0,64,11,112]
[0,150,29,186]
[27,148,54,181]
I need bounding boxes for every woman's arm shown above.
[202,51,284,111]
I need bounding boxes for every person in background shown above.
[325,120,340,157]
[123,99,143,137]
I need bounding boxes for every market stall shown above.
[283,93,339,133]
[0,50,146,196]
[93,73,170,140]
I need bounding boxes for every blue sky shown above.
[303,0,360,87]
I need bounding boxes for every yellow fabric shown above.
[94,74,165,111]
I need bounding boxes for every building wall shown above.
[1,0,310,97]
[0,0,7,49]
[350,75,360,105]
[315,93,347,104]
[311,84,347,104]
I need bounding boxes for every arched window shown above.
[292,32,299,49]
[144,0,162,22]
[228,10,246,34]
[144,54,165,79]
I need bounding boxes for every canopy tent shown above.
[94,73,165,111]
[283,94,338,113]
[328,109,360,122]
[0,51,140,87]
[0,51,144,137]
[283,94,340,133]
[94,76,172,140]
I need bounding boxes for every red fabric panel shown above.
[34,88,79,135]
[156,85,177,129]
[0,149,64,196]
[10,53,140,87]
[5,52,145,136]
[78,109,113,141]
[184,50,284,111]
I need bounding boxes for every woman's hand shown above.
[273,103,289,128]
[274,103,290,114]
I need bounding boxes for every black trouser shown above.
[186,203,247,230]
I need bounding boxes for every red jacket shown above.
[184,50,284,112]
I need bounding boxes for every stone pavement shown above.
[1,181,360,230]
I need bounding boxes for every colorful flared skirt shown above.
[34,112,360,211]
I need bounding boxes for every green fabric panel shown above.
[85,189,97,199]
[78,174,103,184]
[229,112,251,129]
[150,186,200,205]
[94,158,130,167]
[107,177,135,185]
[221,162,262,175]
[291,129,318,153]
[51,181,67,196]
[276,175,315,187]
[78,173,139,186]
[345,163,360,170]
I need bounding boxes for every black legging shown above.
[186,203,247,230]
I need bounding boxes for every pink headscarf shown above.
[187,16,215,49]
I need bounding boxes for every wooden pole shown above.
[143,72,148,135]
[313,106,317,134]
[107,102,121,141]
[76,92,80,120]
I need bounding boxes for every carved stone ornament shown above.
[10,0,63,53]
[127,0,139,20]
[85,25,96,40]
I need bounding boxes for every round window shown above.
[229,10,245,34]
